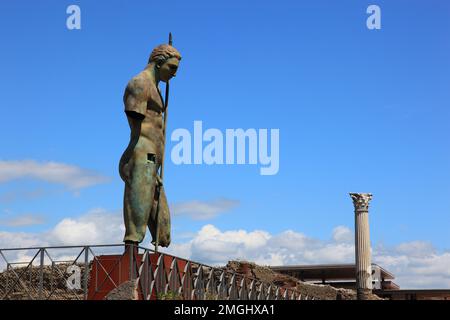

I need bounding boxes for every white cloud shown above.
[332,226,353,243]
[0,209,449,289]
[0,231,45,250]
[166,225,450,289]
[171,198,239,220]
[0,214,45,227]
[167,225,354,267]
[0,160,110,190]
[47,208,124,245]
[373,242,450,288]
[0,208,125,270]
[394,241,435,257]
[0,188,46,204]
[0,208,124,252]
[186,225,271,264]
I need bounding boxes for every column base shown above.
[357,288,373,300]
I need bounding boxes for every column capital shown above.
[349,193,372,211]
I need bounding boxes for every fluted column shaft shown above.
[350,193,373,300]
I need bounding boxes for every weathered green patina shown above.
[119,43,181,247]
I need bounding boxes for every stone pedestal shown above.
[86,247,189,300]
[87,246,141,300]
[350,193,373,300]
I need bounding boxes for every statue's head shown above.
[149,44,182,83]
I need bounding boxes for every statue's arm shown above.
[123,76,148,120]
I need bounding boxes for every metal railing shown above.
[0,244,123,300]
[134,247,316,300]
[0,244,318,300]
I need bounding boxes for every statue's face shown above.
[159,57,179,82]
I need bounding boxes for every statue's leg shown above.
[149,185,171,247]
[123,153,157,243]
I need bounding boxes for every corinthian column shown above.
[350,193,373,300]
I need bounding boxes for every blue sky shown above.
[0,1,449,288]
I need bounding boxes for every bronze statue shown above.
[119,38,181,248]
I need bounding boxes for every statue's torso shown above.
[133,71,165,156]
[135,110,164,162]
[121,71,165,175]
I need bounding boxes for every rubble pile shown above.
[225,260,382,300]
[0,262,89,300]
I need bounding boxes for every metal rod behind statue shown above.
[155,32,172,252]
